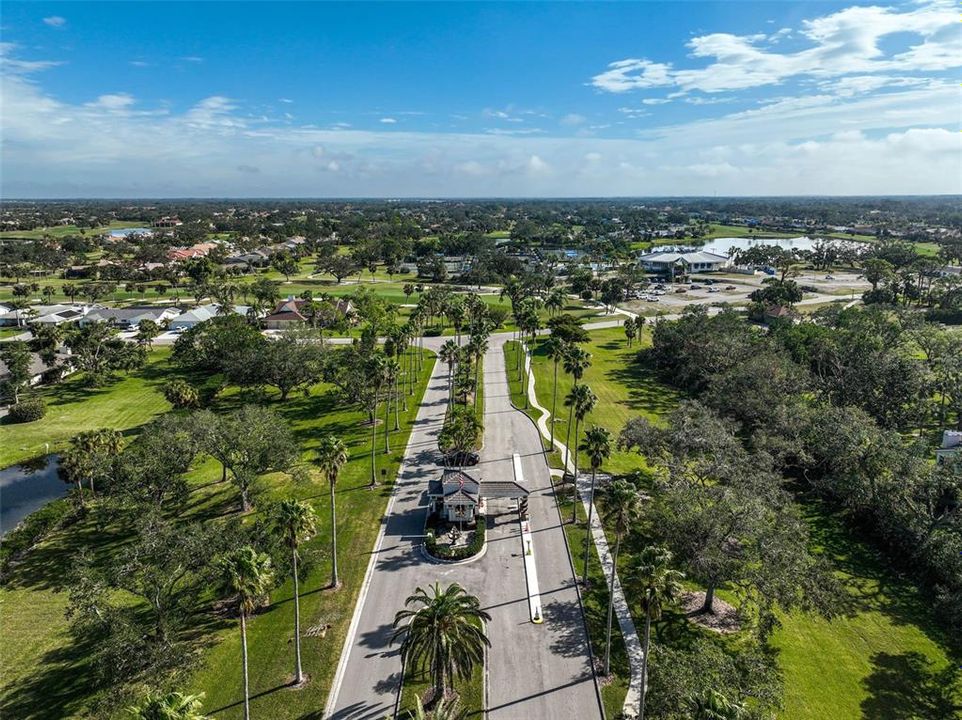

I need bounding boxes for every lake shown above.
[0,455,67,536]
[109,227,152,238]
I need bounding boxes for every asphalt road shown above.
[326,336,602,720]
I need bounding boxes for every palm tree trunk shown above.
[394,375,401,430]
[639,603,652,720]
[241,609,251,720]
[292,547,304,684]
[330,482,339,587]
[370,395,378,486]
[522,343,530,410]
[550,359,559,450]
[564,401,574,477]
[474,356,481,410]
[383,392,391,453]
[581,468,597,581]
[570,417,582,524]
[75,478,85,507]
[603,533,621,676]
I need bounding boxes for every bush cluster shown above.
[425,515,486,561]
[7,397,46,423]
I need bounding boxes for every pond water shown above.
[0,455,66,536]
[697,236,865,256]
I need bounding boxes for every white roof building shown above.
[638,250,731,273]
[168,304,254,330]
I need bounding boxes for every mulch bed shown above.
[681,591,741,633]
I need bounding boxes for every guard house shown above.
[428,469,530,524]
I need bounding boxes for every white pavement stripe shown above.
[513,453,543,624]
[522,350,645,720]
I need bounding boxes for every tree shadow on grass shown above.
[606,357,681,420]
[860,651,961,719]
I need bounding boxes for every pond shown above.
[0,455,67,536]
[109,227,152,238]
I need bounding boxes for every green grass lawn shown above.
[0,220,139,240]
[0,349,436,720]
[509,326,959,720]
[0,349,175,467]
[518,324,682,474]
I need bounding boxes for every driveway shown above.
[325,336,602,720]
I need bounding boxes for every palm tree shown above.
[579,425,611,579]
[468,333,488,410]
[543,337,569,451]
[218,546,274,720]
[316,435,348,588]
[272,499,318,685]
[439,340,460,409]
[689,689,746,720]
[127,691,209,719]
[408,694,467,720]
[599,479,644,675]
[623,316,637,347]
[561,346,592,470]
[391,582,491,703]
[546,287,566,316]
[629,546,685,720]
[565,384,597,523]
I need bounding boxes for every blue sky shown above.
[1,1,959,197]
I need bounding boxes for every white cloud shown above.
[379,117,397,124]
[560,113,587,126]
[279,98,294,104]
[0,43,958,197]
[180,56,204,63]
[43,16,66,27]
[129,60,150,68]
[592,1,960,94]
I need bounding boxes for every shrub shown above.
[8,397,46,423]
[925,307,962,325]
[163,378,200,409]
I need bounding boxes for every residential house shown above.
[79,306,180,329]
[936,430,962,465]
[168,304,255,330]
[262,297,354,330]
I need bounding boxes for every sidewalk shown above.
[520,350,644,720]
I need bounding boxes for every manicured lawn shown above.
[0,349,175,468]
[518,324,683,474]
[0,220,138,239]
[511,325,959,720]
[0,349,436,720]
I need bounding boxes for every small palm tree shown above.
[629,546,685,720]
[543,337,569,451]
[273,499,318,685]
[689,688,745,720]
[439,340,460,408]
[127,691,208,720]
[599,479,644,676]
[565,384,597,523]
[316,435,349,588]
[623,316,637,347]
[579,425,611,580]
[408,694,467,720]
[391,582,491,703]
[218,546,275,720]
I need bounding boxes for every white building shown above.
[638,250,731,275]
[936,430,962,465]
[168,304,254,330]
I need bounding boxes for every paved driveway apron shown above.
[327,337,601,720]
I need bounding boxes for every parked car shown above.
[825,274,835,280]
[675,288,687,294]
[690,284,702,290]
[708,287,721,293]
[646,296,660,302]
[725,285,737,290]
